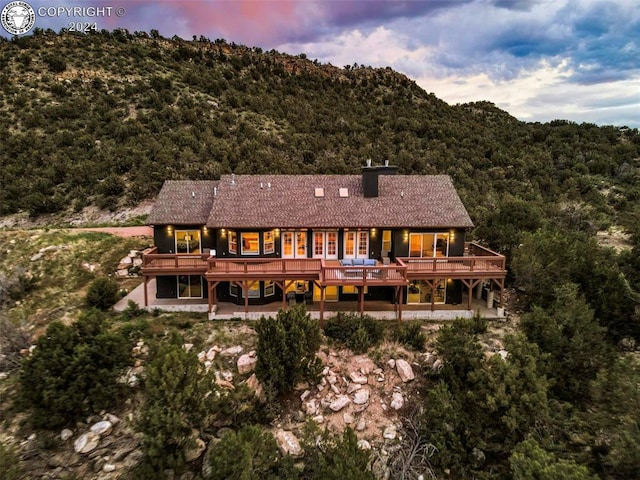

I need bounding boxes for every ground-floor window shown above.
[407,279,446,304]
[178,275,203,298]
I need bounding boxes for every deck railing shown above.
[320,259,408,286]
[206,257,322,278]
[141,247,210,272]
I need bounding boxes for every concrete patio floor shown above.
[115,278,506,321]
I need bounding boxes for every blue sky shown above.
[3,0,639,127]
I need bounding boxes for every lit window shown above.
[264,231,275,254]
[314,232,324,257]
[382,230,392,252]
[282,232,293,257]
[345,231,355,257]
[296,231,307,256]
[229,231,237,254]
[248,281,260,298]
[241,232,259,255]
[358,231,368,256]
[327,232,337,257]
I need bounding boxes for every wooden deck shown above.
[141,242,506,284]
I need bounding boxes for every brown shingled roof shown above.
[148,180,217,225]
[205,175,473,229]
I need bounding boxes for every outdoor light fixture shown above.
[371,228,376,237]
[403,230,409,242]
[274,228,280,236]
[221,228,226,237]
[449,231,455,241]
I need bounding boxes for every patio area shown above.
[115,279,506,321]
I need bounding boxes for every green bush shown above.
[206,425,298,480]
[323,312,384,353]
[510,439,597,480]
[19,309,131,429]
[392,321,426,351]
[255,305,322,396]
[137,337,220,474]
[86,277,119,310]
[302,426,375,479]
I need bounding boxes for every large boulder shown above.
[395,359,415,382]
[275,430,303,457]
[237,351,257,374]
[329,395,351,412]
[74,431,100,454]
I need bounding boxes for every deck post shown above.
[242,281,249,316]
[143,276,149,307]
[207,280,212,314]
[358,286,364,316]
[319,286,325,327]
[398,286,403,321]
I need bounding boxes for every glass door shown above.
[175,230,201,254]
[178,275,203,298]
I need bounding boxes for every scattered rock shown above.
[237,352,257,374]
[390,392,404,410]
[353,388,370,405]
[395,359,415,382]
[103,464,116,473]
[358,439,372,450]
[221,346,243,357]
[347,382,362,394]
[432,359,443,371]
[387,359,396,369]
[74,431,100,454]
[383,425,397,440]
[30,252,43,262]
[349,371,368,384]
[356,417,366,431]
[245,373,264,399]
[90,420,113,436]
[183,343,194,352]
[61,429,73,441]
[275,430,303,457]
[329,395,351,412]
[105,413,120,425]
[300,390,311,401]
[206,347,217,361]
[343,412,354,424]
[303,399,318,416]
[498,350,508,360]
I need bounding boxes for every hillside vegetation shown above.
[0,29,638,238]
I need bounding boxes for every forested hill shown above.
[0,29,639,238]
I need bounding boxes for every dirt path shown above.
[64,226,153,237]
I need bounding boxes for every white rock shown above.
[331,384,340,395]
[221,346,243,357]
[183,343,194,352]
[327,374,337,385]
[387,359,396,369]
[303,399,318,416]
[356,417,366,431]
[498,350,509,360]
[432,359,443,371]
[197,351,206,362]
[300,390,311,401]
[329,395,351,412]
[90,420,113,436]
[312,415,325,424]
[343,413,354,424]
[322,366,330,376]
[347,383,362,394]
[205,347,217,361]
[105,413,120,425]
[349,371,368,384]
[383,425,397,440]
[237,353,257,374]
[60,429,73,441]
[395,359,415,382]
[358,439,372,450]
[275,430,303,457]
[390,392,404,410]
[74,432,100,453]
[245,373,264,399]
[120,256,132,265]
[30,253,43,262]
[103,464,116,473]
[353,388,370,405]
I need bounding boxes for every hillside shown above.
[1,30,639,239]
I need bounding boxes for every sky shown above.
[2,0,639,127]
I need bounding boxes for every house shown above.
[141,163,507,320]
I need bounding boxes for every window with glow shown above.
[248,281,260,298]
[175,230,201,254]
[358,231,368,256]
[229,231,237,254]
[314,232,324,257]
[327,232,337,257]
[264,231,275,254]
[296,231,307,256]
[382,230,392,252]
[345,231,355,257]
[283,232,293,257]
[409,233,449,257]
[241,232,259,255]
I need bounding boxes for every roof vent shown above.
[339,188,349,198]
[366,158,372,167]
[267,182,271,189]
[214,186,217,196]
[231,174,235,185]
[400,191,404,198]
[260,182,263,189]
[384,159,389,166]
[192,191,195,197]
[315,187,324,198]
